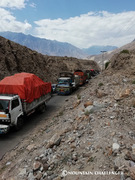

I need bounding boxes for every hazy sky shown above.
[0,0,135,48]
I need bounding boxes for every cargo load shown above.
[0,72,51,103]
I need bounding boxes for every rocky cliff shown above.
[0,36,99,83]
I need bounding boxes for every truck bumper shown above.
[56,87,71,95]
[57,90,71,95]
[0,125,10,134]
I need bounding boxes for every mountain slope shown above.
[82,45,117,55]
[0,35,99,83]
[88,40,135,68]
[0,31,87,58]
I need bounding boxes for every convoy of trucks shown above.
[0,73,51,134]
[0,69,99,134]
[56,69,99,95]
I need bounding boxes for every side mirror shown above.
[5,108,9,114]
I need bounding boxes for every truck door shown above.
[10,98,22,124]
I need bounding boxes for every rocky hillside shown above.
[88,40,135,68]
[0,36,99,83]
[106,48,135,75]
[1,38,135,180]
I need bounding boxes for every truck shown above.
[74,70,87,85]
[0,72,52,134]
[90,69,100,77]
[84,70,91,82]
[56,72,80,95]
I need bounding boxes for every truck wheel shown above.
[37,103,46,113]
[15,117,24,131]
[69,89,72,95]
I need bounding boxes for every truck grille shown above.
[0,119,11,125]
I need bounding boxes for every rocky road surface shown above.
[0,72,135,180]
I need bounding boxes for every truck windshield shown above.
[58,79,70,84]
[0,100,9,112]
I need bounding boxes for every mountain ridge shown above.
[82,45,118,55]
[0,31,119,58]
[87,39,135,68]
[0,31,87,59]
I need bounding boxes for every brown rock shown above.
[95,89,107,98]
[70,143,76,149]
[26,144,36,151]
[33,161,42,171]
[43,163,49,171]
[35,172,42,180]
[131,99,135,107]
[74,100,81,108]
[120,89,131,98]
[46,133,61,148]
[129,166,135,180]
[125,151,135,162]
[84,101,93,108]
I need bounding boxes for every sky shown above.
[0,0,135,49]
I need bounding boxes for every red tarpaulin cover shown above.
[0,73,51,103]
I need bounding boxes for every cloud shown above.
[29,3,36,8]
[0,8,31,32]
[34,11,135,48]
[0,0,26,9]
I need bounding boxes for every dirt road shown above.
[0,94,67,160]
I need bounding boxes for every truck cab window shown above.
[0,100,9,111]
[11,98,19,110]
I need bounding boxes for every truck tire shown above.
[15,117,24,131]
[69,88,72,95]
[37,103,46,113]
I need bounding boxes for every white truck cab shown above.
[0,93,51,134]
[0,95,23,134]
